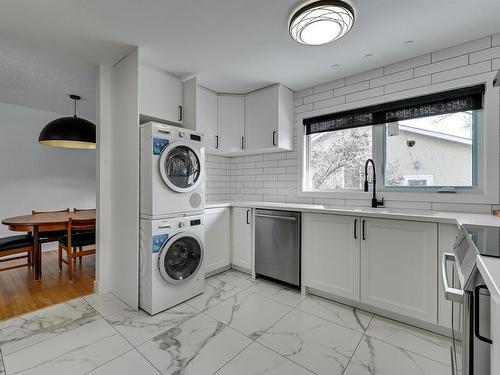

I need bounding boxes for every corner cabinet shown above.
[360,218,438,324]
[217,95,245,154]
[195,84,293,155]
[231,207,252,273]
[303,214,360,301]
[204,207,231,275]
[196,86,218,152]
[245,84,293,153]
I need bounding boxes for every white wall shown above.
[0,102,96,239]
[205,33,500,213]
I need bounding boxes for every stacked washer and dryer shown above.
[139,122,206,315]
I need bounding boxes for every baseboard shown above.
[205,264,231,278]
[230,264,251,275]
[306,286,461,340]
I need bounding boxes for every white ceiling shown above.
[1,0,500,93]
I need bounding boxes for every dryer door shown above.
[159,142,202,193]
[158,232,204,284]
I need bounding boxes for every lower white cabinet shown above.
[303,213,360,300]
[231,207,252,272]
[302,213,439,325]
[204,207,230,274]
[360,218,438,324]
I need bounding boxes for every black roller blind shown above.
[303,84,485,135]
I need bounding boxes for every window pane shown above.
[309,127,372,190]
[384,111,474,187]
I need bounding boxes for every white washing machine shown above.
[139,214,205,315]
[140,122,205,219]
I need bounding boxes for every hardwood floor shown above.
[0,249,95,320]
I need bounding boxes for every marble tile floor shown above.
[0,269,457,375]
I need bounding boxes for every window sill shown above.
[298,188,498,205]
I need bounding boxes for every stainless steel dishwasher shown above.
[254,209,300,286]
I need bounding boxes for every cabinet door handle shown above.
[354,219,358,239]
[246,210,250,224]
[474,284,492,344]
[362,220,366,241]
[241,136,245,150]
[178,105,183,122]
[272,131,277,146]
[215,135,219,149]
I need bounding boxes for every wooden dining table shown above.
[2,210,96,279]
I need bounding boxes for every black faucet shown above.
[364,159,384,208]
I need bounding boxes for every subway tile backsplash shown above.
[205,34,500,214]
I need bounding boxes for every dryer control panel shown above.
[152,234,169,253]
[153,138,169,155]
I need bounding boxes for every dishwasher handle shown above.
[255,213,297,222]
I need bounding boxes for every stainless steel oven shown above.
[442,225,493,375]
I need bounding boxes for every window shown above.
[302,85,484,193]
[383,111,476,188]
[308,127,372,190]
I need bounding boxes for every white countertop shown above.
[477,255,500,301]
[206,200,500,300]
[206,200,500,227]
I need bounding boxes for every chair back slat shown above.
[68,218,96,232]
[73,208,95,212]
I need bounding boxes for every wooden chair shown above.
[58,218,96,281]
[73,208,96,262]
[32,208,70,244]
[0,234,33,272]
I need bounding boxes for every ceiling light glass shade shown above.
[289,0,355,46]
[38,94,96,149]
[38,116,96,149]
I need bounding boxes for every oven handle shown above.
[442,253,464,303]
[474,284,492,344]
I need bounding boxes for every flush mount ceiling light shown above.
[38,95,96,149]
[289,0,355,46]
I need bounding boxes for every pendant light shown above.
[38,94,96,149]
[289,0,355,46]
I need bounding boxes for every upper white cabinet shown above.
[195,83,293,155]
[139,63,183,124]
[218,95,245,154]
[204,207,231,275]
[245,84,293,153]
[197,86,218,152]
[303,213,360,301]
[231,207,252,272]
[360,218,438,324]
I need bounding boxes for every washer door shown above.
[158,232,204,284]
[159,141,202,193]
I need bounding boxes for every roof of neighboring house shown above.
[400,125,472,145]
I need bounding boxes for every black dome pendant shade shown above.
[38,94,96,149]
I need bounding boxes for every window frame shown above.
[297,72,499,204]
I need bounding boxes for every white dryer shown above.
[139,214,205,315]
[140,122,205,219]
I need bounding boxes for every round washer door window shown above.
[158,233,203,284]
[159,143,201,192]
